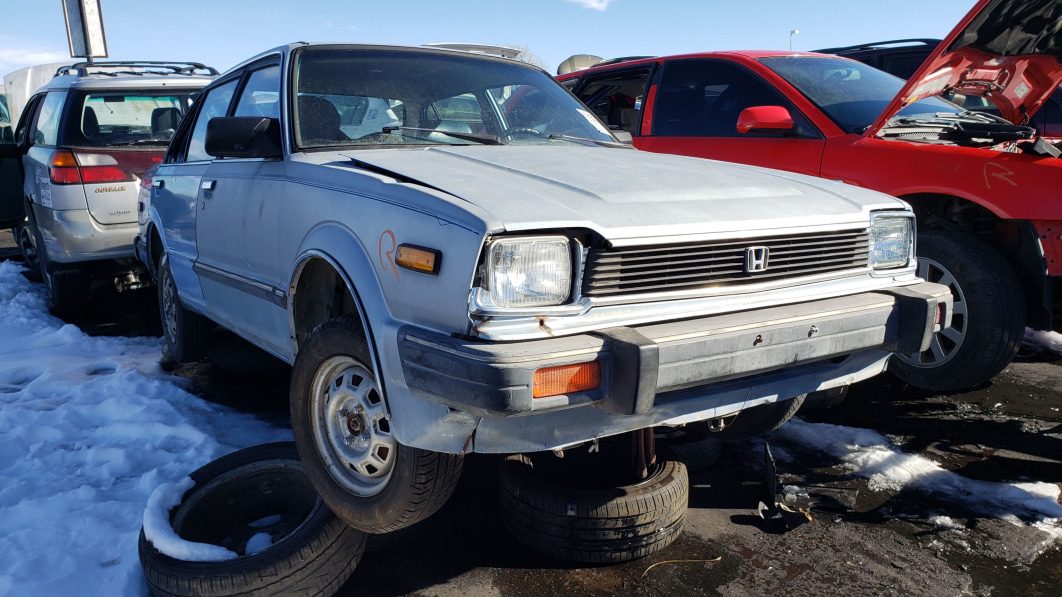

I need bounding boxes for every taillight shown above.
[49,150,133,185]
[49,151,82,184]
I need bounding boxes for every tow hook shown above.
[708,416,733,432]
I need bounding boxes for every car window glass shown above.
[760,56,960,133]
[234,65,281,119]
[33,92,67,146]
[654,60,811,138]
[577,69,651,134]
[14,95,43,147]
[186,79,238,162]
[293,49,616,148]
[66,92,195,148]
[881,53,930,79]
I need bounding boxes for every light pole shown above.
[789,29,800,51]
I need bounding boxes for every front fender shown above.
[289,222,479,453]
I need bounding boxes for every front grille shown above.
[581,229,869,297]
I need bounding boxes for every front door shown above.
[194,64,289,355]
[637,58,826,176]
[0,95,43,230]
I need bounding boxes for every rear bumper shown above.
[399,283,951,421]
[33,205,136,263]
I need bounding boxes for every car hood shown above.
[325,146,903,243]
[868,0,1062,135]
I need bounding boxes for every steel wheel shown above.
[16,226,38,269]
[309,356,397,497]
[898,257,967,368]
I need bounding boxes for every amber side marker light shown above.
[396,244,441,274]
[533,361,601,399]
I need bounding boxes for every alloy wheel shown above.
[897,257,967,368]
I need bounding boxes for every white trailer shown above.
[2,62,72,125]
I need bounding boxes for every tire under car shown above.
[137,443,366,597]
[499,455,689,564]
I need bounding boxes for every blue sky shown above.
[1,0,973,75]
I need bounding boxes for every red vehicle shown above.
[557,0,1061,393]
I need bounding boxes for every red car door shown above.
[636,58,826,176]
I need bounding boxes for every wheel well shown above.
[291,258,363,351]
[148,225,163,278]
[902,193,1050,328]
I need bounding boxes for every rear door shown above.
[152,77,240,313]
[0,95,42,229]
[637,58,825,176]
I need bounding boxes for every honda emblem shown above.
[745,246,770,273]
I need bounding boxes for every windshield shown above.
[293,48,617,149]
[759,56,962,133]
[63,90,197,147]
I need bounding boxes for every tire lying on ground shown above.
[138,442,366,597]
[499,455,689,564]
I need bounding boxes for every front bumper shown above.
[399,283,951,420]
[33,205,137,263]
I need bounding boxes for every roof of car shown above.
[216,42,544,80]
[555,50,839,78]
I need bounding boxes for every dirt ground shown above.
[5,236,1060,596]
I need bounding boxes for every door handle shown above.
[152,179,164,189]
[200,179,216,192]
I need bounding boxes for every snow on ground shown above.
[1024,328,1062,355]
[0,262,290,596]
[774,419,1062,552]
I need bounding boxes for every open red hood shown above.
[868,0,1062,135]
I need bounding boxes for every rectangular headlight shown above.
[486,236,572,308]
[869,215,913,269]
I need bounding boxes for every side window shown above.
[881,52,931,80]
[576,69,651,134]
[185,79,239,163]
[14,95,44,147]
[32,92,67,146]
[234,65,281,119]
[654,59,816,138]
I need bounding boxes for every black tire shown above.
[29,220,86,314]
[291,314,463,534]
[707,394,806,441]
[499,456,688,564]
[800,386,850,411]
[13,224,41,280]
[158,254,210,363]
[137,443,366,597]
[891,230,1025,393]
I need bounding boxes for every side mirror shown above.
[205,117,282,159]
[612,130,634,145]
[736,106,795,134]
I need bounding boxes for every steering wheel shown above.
[505,127,548,139]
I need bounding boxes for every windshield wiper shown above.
[547,134,631,148]
[382,126,504,145]
[105,139,170,147]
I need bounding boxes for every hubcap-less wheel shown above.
[310,356,396,497]
[161,274,179,345]
[17,226,38,268]
[898,257,967,368]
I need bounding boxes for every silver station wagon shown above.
[138,43,951,534]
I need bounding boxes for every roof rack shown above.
[55,61,219,78]
[814,39,941,54]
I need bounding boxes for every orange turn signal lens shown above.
[396,244,440,274]
[533,361,601,399]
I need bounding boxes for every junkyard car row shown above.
[0,0,1057,592]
